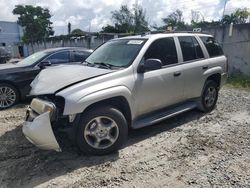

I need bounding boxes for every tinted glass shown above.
[193,37,204,59]
[73,51,89,62]
[144,37,178,65]
[179,36,204,62]
[46,51,70,64]
[200,37,223,57]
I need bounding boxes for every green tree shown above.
[191,20,221,28]
[221,8,250,24]
[13,5,54,43]
[111,5,134,33]
[102,4,149,33]
[71,28,85,36]
[101,24,119,33]
[133,4,149,33]
[162,9,187,30]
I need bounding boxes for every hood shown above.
[30,64,113,95]
[0,63,20,72]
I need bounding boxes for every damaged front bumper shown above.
[22,99,62,152]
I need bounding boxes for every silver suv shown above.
[23,33,228,155]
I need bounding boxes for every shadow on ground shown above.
[0,109,204,187]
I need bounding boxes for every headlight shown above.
[30,98,56,115]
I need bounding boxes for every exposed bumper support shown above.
[23,112,61,152]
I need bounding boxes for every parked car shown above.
[23,33,228,155]
[0,47,92,109]
[0,47,11,64]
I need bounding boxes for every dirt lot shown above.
[0,87,249,188]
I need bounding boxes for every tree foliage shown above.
[191,20,221,28]
[13,5,54,43]
[160,9,188,30]
[71,28,85,36]
[221,8,250,24]
[102,4,149,33]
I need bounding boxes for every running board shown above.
[132,102,197,129]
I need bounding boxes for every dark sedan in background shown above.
[0,47,93,109]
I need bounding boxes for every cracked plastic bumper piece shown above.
[23,111,61,152]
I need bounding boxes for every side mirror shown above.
[39,61,52,69]
[137,59,162,73]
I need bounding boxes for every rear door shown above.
[177,35,209,100]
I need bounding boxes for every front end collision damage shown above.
[23,111,61,152]
[23,98,63,152]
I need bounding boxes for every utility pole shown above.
[88,19,91,33]
[222,0,228,19]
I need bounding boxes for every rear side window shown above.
[178,36,204,62]
[200,37,223,57]
[144,37,178,66]
[73,51,90,62]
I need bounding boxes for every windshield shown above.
[86,39,146,68]
[16,51,49,67]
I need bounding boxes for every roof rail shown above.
[163,30,210,34]
[140,30,210,36]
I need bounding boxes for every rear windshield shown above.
[200,36,223,57]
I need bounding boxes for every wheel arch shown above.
[203,67,223,88]
[206,73,221,88]
[81,96,132,127]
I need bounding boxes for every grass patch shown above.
[227,74,250,89]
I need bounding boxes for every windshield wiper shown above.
[82,60,93,67]
[93,62,114,69]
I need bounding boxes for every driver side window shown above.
[144,37,178,66]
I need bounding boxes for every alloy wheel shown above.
[84,116,119,149]
[204,86,216,107]
[0,86,16,108]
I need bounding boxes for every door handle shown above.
[173,72,181,77]
[202,66,208,70]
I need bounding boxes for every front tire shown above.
[76,106,128,155]
[0,83,20,110]
[197,80,219,112]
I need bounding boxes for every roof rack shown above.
[140,30,210,36]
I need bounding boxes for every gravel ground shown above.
[0,87,249,188]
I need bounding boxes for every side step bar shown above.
[132,102,197,129]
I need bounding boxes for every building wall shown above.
[25,35,111,55]
[204,23,250,75]
[0,21,23,57]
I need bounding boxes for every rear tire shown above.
[76,106,128,155]
[0,83,20,110]
[197,80,218,112]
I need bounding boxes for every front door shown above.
[133,37,184,116]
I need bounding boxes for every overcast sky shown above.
[0,0,249,35]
